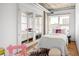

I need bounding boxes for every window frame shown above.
[48,14,70,34]
[49,15,69,25]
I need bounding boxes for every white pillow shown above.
[48,48,61,56]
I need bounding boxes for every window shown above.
[35,17,42,33]
[21,13,27,31]
[50,16,58,24]
[28,17,33,29]
[48,15,69,34]
[21,13,33,42]
[59,15,69,25]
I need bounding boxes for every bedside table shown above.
[67,35,71,43]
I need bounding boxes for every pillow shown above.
[30,48,49,56]
[56,29,61,33]
[55,29,66,34]
[48,48,61,56]
[60,29,66,34]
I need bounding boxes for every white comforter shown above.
[38,34,68,56]
[43,34,68,45]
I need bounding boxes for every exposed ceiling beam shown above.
[39,3,75,12]
[32,3,50,13]
[49,6,75,12]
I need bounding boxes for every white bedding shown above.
[43,34,68,45]
[38,34,68,56]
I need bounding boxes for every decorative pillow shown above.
[56,29,61,33]
[30,48,49,56]
[48,48,61,56]
[55,29,66,34]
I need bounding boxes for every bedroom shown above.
[0,3,79,56]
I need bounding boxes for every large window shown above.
[21,13,27,31]
[21,13,33,31]
[48,15,69,34]
[35,16,43,33]
[59,15,69,25]
[20,13,43,41]
[50,16,58,24]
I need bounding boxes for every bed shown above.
[38,33,68,56]
[42,33,68,45]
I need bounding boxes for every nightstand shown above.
[67,35,71,43]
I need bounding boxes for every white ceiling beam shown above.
[50,6,75,12]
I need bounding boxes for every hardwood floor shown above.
[67,41,79,56]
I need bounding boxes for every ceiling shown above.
[39,3,75,11]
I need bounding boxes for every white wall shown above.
[0,3,18,53]
[75,4,79,52]
[50,9,75,41]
